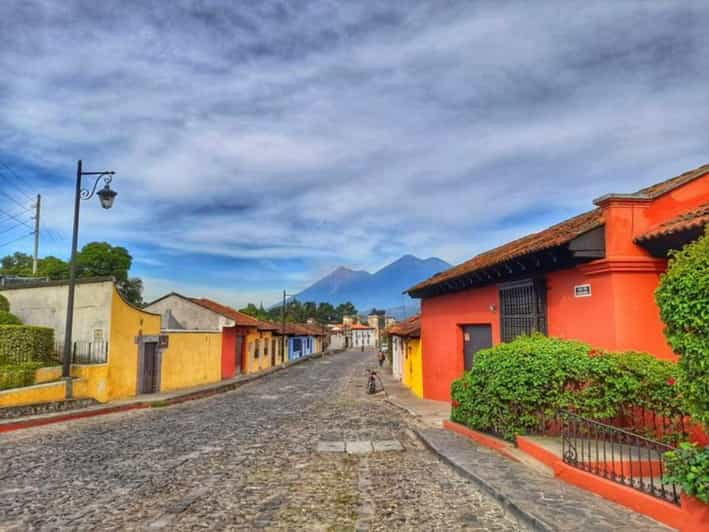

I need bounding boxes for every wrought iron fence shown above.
[559,410,680,505]
[54,341,108,364]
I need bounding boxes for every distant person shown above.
[378,350,385,367]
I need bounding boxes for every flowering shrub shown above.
[450,334,683,441]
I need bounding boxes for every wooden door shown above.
[142,342,159,393]
[462,325,492,371]
[235,335,244,375]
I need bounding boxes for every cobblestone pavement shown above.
[0,351,523,531]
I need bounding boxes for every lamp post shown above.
[62,160,117,396]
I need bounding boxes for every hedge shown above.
[0,311,22,325]
[451,334,683,441]
[0,294,8,312]
[0,361,47,390]
[0,325,55,365]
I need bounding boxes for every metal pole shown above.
[62,161,82,395]
[32,194,41,275]
[281,290,286,364]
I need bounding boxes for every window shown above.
[264,339,269,357]
[499,279,547,343]
[254,340,260,358]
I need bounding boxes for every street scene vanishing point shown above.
[1,2,708,531]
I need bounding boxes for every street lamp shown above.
[62,160,117,396]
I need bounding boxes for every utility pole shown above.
[32,194,41,275]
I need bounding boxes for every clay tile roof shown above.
[350,323,374,330]
[388,315,420,337]
[256,320,280,332]
[190,298,261,328]
[635,203,709,242]
[636,164,709,199]
[408,163,709,298]
[407,209,603,296]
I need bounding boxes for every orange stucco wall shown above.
[420,173,709,402]
[421,285,500,402]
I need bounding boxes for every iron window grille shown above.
[499,278,547,343]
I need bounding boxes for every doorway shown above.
[462,324,492,371]
[140,341,160,393]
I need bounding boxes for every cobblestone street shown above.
[0,350,522,531]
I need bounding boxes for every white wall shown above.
[0,280,114,346]
[144,294,233,331]
[327,332,346,350]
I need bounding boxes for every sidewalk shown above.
[0,350,336,433]
[378,370,672,532]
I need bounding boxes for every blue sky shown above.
[1,1,708,308]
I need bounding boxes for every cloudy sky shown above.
[1,1,708,307]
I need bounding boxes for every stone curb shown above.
[0,349,346,433]
[413,428,554,532]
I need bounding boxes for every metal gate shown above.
[499,279,547,342]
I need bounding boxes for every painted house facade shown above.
[145,294,271,378]
[1,277,162,402]
[351,323,376,348]
[407,165,709,402]
[387,315,423,398]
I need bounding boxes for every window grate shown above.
[500,279,547,342]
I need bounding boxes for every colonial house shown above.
[145,294,275,377]
[350,323,376,349]
[0,277,162,402]
[327,325,347,351]
[386,315,423,397]
[407,164,709,401]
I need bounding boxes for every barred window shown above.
[499,279,547,343]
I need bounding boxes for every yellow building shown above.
[389,315,424,398]
[0,279,229,406]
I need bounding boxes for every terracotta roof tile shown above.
[387,315,420,337]
[407,209,602,295]
[408,164,708,297]
[190,298,261,328]
[635,203,709,242]
[350,323,374,330]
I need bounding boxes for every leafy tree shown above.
[0,242,144,306]
[239,303,270,321]
[37,256,69,279]
[655,227,709,426]
[118,278,144,307]
[76,242,132,282]
[0,252,33,276]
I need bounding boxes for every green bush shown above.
[0,311,22,325]
[664,443,709,503]
[0,360,47,390]
[655,226,709,427]
[0,294,9,312]
[451,334,682,440]
[0,325,55,365]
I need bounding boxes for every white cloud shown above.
[1,0,708,291]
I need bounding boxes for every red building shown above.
[407,165,709,402]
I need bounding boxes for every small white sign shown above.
[574,284,592,298]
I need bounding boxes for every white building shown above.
[350,323,376,349]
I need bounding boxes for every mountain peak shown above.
[293,254,451,313]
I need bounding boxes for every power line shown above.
[0,231,34,249]
[0,207,33,230]
[0,161,36,201]
[0,219,31,235]
[0,185,31,211]
[0,205,32,224]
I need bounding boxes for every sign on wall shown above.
[574,284,592,298]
